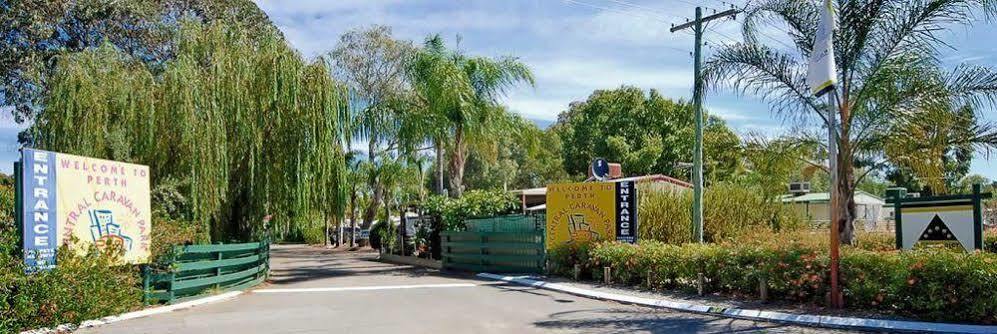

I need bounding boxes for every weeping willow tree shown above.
[35,21,348,242]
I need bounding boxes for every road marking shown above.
[255,283,478,293]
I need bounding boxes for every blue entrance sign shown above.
[22,148,58,272]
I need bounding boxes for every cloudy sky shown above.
[250,0,997,180]
[2,0,996,180]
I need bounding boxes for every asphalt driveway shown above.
[77,245,854,334]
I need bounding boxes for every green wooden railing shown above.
[142,241,270,304]
[441,231,545,273]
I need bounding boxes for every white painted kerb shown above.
[478,273,997,334]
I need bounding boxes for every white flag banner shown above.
[807,0,837,97]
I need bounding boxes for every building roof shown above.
[510,174,692,196]
[779,190,884,204]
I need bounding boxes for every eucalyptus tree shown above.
[704,0,997,243]
[329,25,416,230]
[407,35,535,197]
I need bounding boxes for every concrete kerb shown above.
[19,291,243,334]
[378,253,443,269]
[478,273,997,334]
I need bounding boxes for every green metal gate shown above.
[441,215,545,273]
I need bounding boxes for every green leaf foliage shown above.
[552,238,997,323]
[551,86,741,181]
[32,21,348,242]
[423,190,519,231]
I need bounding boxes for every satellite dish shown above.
[591,158,610,181]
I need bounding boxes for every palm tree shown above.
[705,0,997,244]
[407,35,535,197]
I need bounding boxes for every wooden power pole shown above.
[670,7,738,243]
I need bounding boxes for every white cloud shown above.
[706,106,755,121]
[505,95,568,121]
[530,58,692,92]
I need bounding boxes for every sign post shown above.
[807,0,841,308]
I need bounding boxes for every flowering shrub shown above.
[553,238,997,323]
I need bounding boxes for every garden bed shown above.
[548,232,997,324]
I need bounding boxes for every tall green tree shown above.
[0,0,277,122]
[705,0,997,244]
[552,86,741,181]
[407,35,534,197]
[329,25,416,232]
[463,114,569,191]
[35,21,347,241]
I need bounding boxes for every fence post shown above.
[215,248,223,290]
[141,265,150,305]
[167,271,176,303]
[759,276,768,302]
[697,272,705,296]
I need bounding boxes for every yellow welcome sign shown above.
[546,181,637,250]
[20,148,152,271]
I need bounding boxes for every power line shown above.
[561,0,671,23]
[557,0,694,56]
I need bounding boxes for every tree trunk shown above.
[363,184,383,231]
[435,140,445,195]
[363,139,383,235]
[447,126,466,198]
[836,126,856,245]
[349,192,357,248]
[335,215,343,248]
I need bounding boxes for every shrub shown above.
[369,221,390,250]
[638,183,805,244]
[423,190,519,231]
[550,237,997,323]
[0,245,142,332]
[150,215,208,262]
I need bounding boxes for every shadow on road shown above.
[534,308,791,334]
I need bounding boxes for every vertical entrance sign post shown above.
[827,91,842,308]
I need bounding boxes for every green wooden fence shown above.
[441,229,545,273]
[142,241,270,304]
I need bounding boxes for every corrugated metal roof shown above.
[510,174,692,196]
[779,190,884,204]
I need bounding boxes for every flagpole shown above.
[827,90,842,309]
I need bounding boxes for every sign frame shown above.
[18,148,153,272]
[886,184,990,252]
[545,181,639,250]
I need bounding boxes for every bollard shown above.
[759,276,768,302]
[573,264,581,280]
[604,267,612,285]
[647,270,653,288]
[697,272,705,296]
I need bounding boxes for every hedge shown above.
[551,240,997,323]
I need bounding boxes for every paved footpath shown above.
[79,245,856,334]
